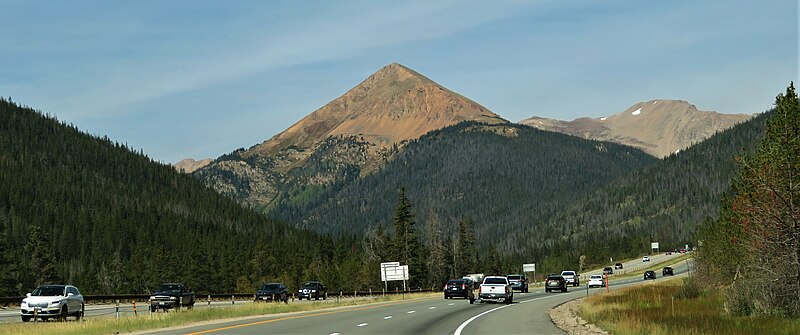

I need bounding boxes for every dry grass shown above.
[0,292,438,335]
[579,279,800,335]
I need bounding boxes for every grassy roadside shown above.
[0,292,439,335]
[579,279,800,335]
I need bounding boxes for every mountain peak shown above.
[247,63,506,156]
[520,99,754,157]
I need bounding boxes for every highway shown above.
[143,259,691,335]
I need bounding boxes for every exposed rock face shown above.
[174,158,212,173]
[195,63,506,209]
[520,100,754,158]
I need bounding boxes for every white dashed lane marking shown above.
[357,323,368,327]
[407,310,416,314]
[428,306,437,310]
[383,316,393,319]
[448,303,455,306]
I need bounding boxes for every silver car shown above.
[20,285,84,322]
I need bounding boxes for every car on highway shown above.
[256,283,289,303]
[298,281,327,300]
[642,256,651,262]
[506,274,529,292]
[603,267,614,275]
[20,284,84,322]
[662,266,674,276]
[560,270,580,287]
[545,274,567,293]
[614,263,624,269]
[444,278,475,303]
[150,283,195,312]
[478,276,513,304]
[644,270,656,280]
[587,274,605,288]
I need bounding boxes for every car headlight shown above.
[170,296,177,300]
[149,296,156,301]
[311,289,316,292]
[50,300,62,305]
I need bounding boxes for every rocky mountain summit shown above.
[520,100,753,158]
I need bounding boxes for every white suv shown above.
[20,285,84,322]
[642,256,650,262]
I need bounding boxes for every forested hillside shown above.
[270,122,658,246]
[0,98,366,296]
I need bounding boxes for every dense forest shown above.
[0,98,373,296]
[270,122,658,242]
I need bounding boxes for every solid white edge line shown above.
[452,294,565,335]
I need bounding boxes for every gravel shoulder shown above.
[549,298,608,335]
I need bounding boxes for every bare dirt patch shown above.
[549,298,608,335]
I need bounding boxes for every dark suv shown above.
[506,274,529,293]
[545,274,567,293]
[662,266,674,276]
[256,283,289,303]
[644,270,656,280]
[298,281,327,300]
[444,279,475,303]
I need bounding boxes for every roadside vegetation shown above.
[0,292,438,335]
[580,279,800,335]
[694,83,799,317]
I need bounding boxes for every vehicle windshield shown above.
[262,284,281,290]
[590,275,602,279]
[507,275,521,280]
[302,282,319,288]
[546,276,561,280]
[483,277,507,285]
[31,286,65,296]
[158,284,183,292]
[447,280,464,285]
[562,271,575,275]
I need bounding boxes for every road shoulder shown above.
[549,298,608,335]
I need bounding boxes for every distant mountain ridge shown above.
[519,100,754,157]
[196,63,507,209]
[174,158,212,173]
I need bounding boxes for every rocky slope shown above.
[195,63,507,209]
[520,100,753,158]
[174,158,212,173]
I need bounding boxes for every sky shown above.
[1,0,797,163]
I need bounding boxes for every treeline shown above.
[694,83,799,317]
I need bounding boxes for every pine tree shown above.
[24,226,60,286]
[390,188,424,287]
[426,210,448,288]
[457,217,476,276]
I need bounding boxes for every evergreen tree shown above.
[24,226,60,286]
[425,211,448,288]
[390,188,424,287]
[456,217,476,276]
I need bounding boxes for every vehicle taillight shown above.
[462,284,466,290]
[443,284,447,290]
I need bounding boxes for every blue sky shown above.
[1,0,797,163]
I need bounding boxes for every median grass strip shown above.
[579,279,800,335]
[0,292,438,335]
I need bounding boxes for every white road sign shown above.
[381,265,409,281]
[522,263,535,272]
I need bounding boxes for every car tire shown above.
[75,304,84,321]
[59,306,68,322]
[562,287,567,293]
[505,297,512,305]
[470,297,475,304]
[21,315,31,322]
[524,287,528,293]
[545,288,549,293]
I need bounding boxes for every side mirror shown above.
[26,293,31,297]
[67,293,74,297]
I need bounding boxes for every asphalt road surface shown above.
[144,262,691,335]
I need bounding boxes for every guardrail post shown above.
[231,295,235,305]
[132,300,137,316]
[208,294,211,306]
[116,299,120,319]
[382,288,385,297]
[369,288,372,299]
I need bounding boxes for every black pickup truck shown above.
[149,283,195,312]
